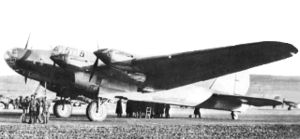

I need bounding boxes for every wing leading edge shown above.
[132,41,297,90]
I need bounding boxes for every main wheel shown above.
[231,111,238,120]
[0,102,5,110]
[86,101,107,121]
[53,100,73,118]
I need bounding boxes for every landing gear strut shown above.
[86,98,107,121]
[53,99,73,118]
[231,111,238,120]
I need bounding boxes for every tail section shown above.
[196,72,250,95]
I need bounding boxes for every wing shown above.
[131,41,297,90]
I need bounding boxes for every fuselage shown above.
[4,46,250,101]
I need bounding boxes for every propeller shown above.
[24,75,28,83]
[89,58,98,81]
[24,33,31,49]
[89,43,101,82]
[24,33,31,84]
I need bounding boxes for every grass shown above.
[0,123,300,138]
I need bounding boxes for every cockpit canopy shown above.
[52,45,85,57]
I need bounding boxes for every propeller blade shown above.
[24,76,28,84]
[50,62,56,84]
[89,58,98,82]
[23,71,29,84]
[24,71,29,84]
[25,33,31,49]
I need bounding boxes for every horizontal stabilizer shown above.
[213,94,282,107]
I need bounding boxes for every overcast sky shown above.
[0,0,299,76]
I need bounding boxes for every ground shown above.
[0,107,299,138]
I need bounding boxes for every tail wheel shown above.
[231,111,238,120]
[86,101,107,121]
[53,101,72,118]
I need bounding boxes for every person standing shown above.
[28,95,38,124]
[20,96,29,123]
[36,98,44,123]
[194,107,201,118]
[126,100,133,117]
[158,104,164,118]
[18,96,23,109]
[42,97,51,124]
[115,99,123,117]
[165,104,170,118]
[13,98,18,109]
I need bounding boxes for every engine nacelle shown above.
[74,72,100,93]
[74,72,138,95]
[94,49,135,65]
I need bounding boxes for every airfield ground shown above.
[0,107,300,138]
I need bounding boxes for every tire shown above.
[86,101,107,121]
[53,101,72,118]
[0,102,5,110]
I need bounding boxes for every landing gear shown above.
[53,100,73,118]
[86,99,107,121]
[288,106,292,111]
[0,102,5,110]
[231,111,238,120]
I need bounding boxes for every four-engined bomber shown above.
[4,36,298,121]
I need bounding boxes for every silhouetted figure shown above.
[116,99,123,117]
[42,97,51,124]
[194,107,201,118]
[13,98,18,109]
[20,96,29,123]
[126,100,133,117]
[133,101,139,118]
[158,104,165,118]
[18,96,23,109]
[36,98,43,123]
[165,104,170,118]
[29,95,38,124]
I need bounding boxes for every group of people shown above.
[19,94,51,124]
[115,99,171,118]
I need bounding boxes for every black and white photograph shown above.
[0,0,300,138]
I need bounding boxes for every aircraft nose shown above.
[4,49,18,68]
[4,50,11,60]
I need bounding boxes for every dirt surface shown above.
[0,108,300,138]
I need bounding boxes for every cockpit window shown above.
[12,49,18,55]
[79,51,85,57]
[64,47,70,54]
[52,46,63,55]
[52,45,84,57]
